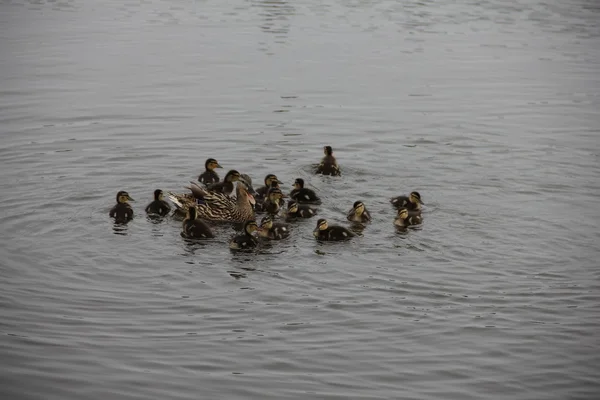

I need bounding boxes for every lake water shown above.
[1,0,599,399]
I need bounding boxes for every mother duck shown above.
[168,178,255,223]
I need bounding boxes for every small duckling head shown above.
[313,218,328,237]
[205,158,222,170]
[187,206,198,220]
[153,189,164,201]
[244,220,260,235]
[260,215,274,230]
[287,201,298,213]
[397,208,409,220]
[116,191,134,203]
[293,178,305,189]
[268,187,283,202]
[351,201,365,215]
[410,191,424,205]
[324,146,333,156]
[264,174,282,186]
[225,170,241,182]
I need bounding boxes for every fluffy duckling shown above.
[255,174,283,201]
[181,206,214,239]
[259,215,291,240]
[207,170,241,195]
[346,201,371,223]
[110,191,134,223]
[290,178,321,204]
[316,146,341,176]
[390,191,424,211]
[394,208,422,229]
[286,201,317,221]
[229,220,261,250]
[145,189,171,216]
[198,158,223,185]
[262,187,285,215]
[313,218,355,241]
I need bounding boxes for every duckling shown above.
[259,215,291,240]
[181,206,214,239]
[346,201,372,223]
[145,189,171,216]
[229,220,260,250]
[290,178,321,204]
[313,218,355,241]
[285,201,318,221]
[198,158,223,185]
[316,146,341,176]
[206,170,241,196]
[255,174,283,201]
[394,208,422,229]
[262,187,284,215]
[390,191,424,211]
[109,191,134,223]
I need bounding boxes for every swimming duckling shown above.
[145,189,171,216]
[313,218,355,241]
[346,201,372,223]
[290,178,321,204]
[229,220,261,250]
[181,206,214,239]
[316,146,341,176]
[255,174,283,201]
[262,187,284,215]
[390,191,424,211]
[206,170,241,196]
[285,201,317,221]
[394,208,422,229]
[110,191,134,223]
[198,158,223,185]
[259,215,291,240]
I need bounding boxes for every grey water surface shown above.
[1,0,600,399]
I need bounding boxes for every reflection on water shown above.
[253,0,295,53]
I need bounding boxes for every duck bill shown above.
[127,196,135,202]
[216,163,223,168]
[247,193,256,206]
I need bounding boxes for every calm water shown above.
[1,0,600,399]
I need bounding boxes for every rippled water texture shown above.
[1,0,600,399]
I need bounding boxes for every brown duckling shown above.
[110,191,134,223]
[181,206,214,239]
[259,215,291,240]
[394,208,422,229]
[229,220,261,250]
[206,169,241,196]
[286,201,318,221]
[290,178,321,204]
[255,174,283,201]
[145,189,171,217]
[198,158,223,185]
[390,191,424,211]
[346,201,371,223]
[313,218,355,241]
[316,146,341,176]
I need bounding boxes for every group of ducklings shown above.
[109,146,425,249]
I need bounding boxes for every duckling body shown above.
[257,187,284,215]
[198,158,223,185]
[394,208,423,228]
[207,170,241,196]
[229,220,260,250]
[313,218,355,241]
[286,201,317,221]
[316,146,341,176]
[346,201,371,223]
[110,191,134,223]
[390,191,424,211]
[290,178,321,204]
[145,189,171,216]
[181,207,214,239]
[259,216,291,240]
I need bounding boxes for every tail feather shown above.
[167,193,185,209]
